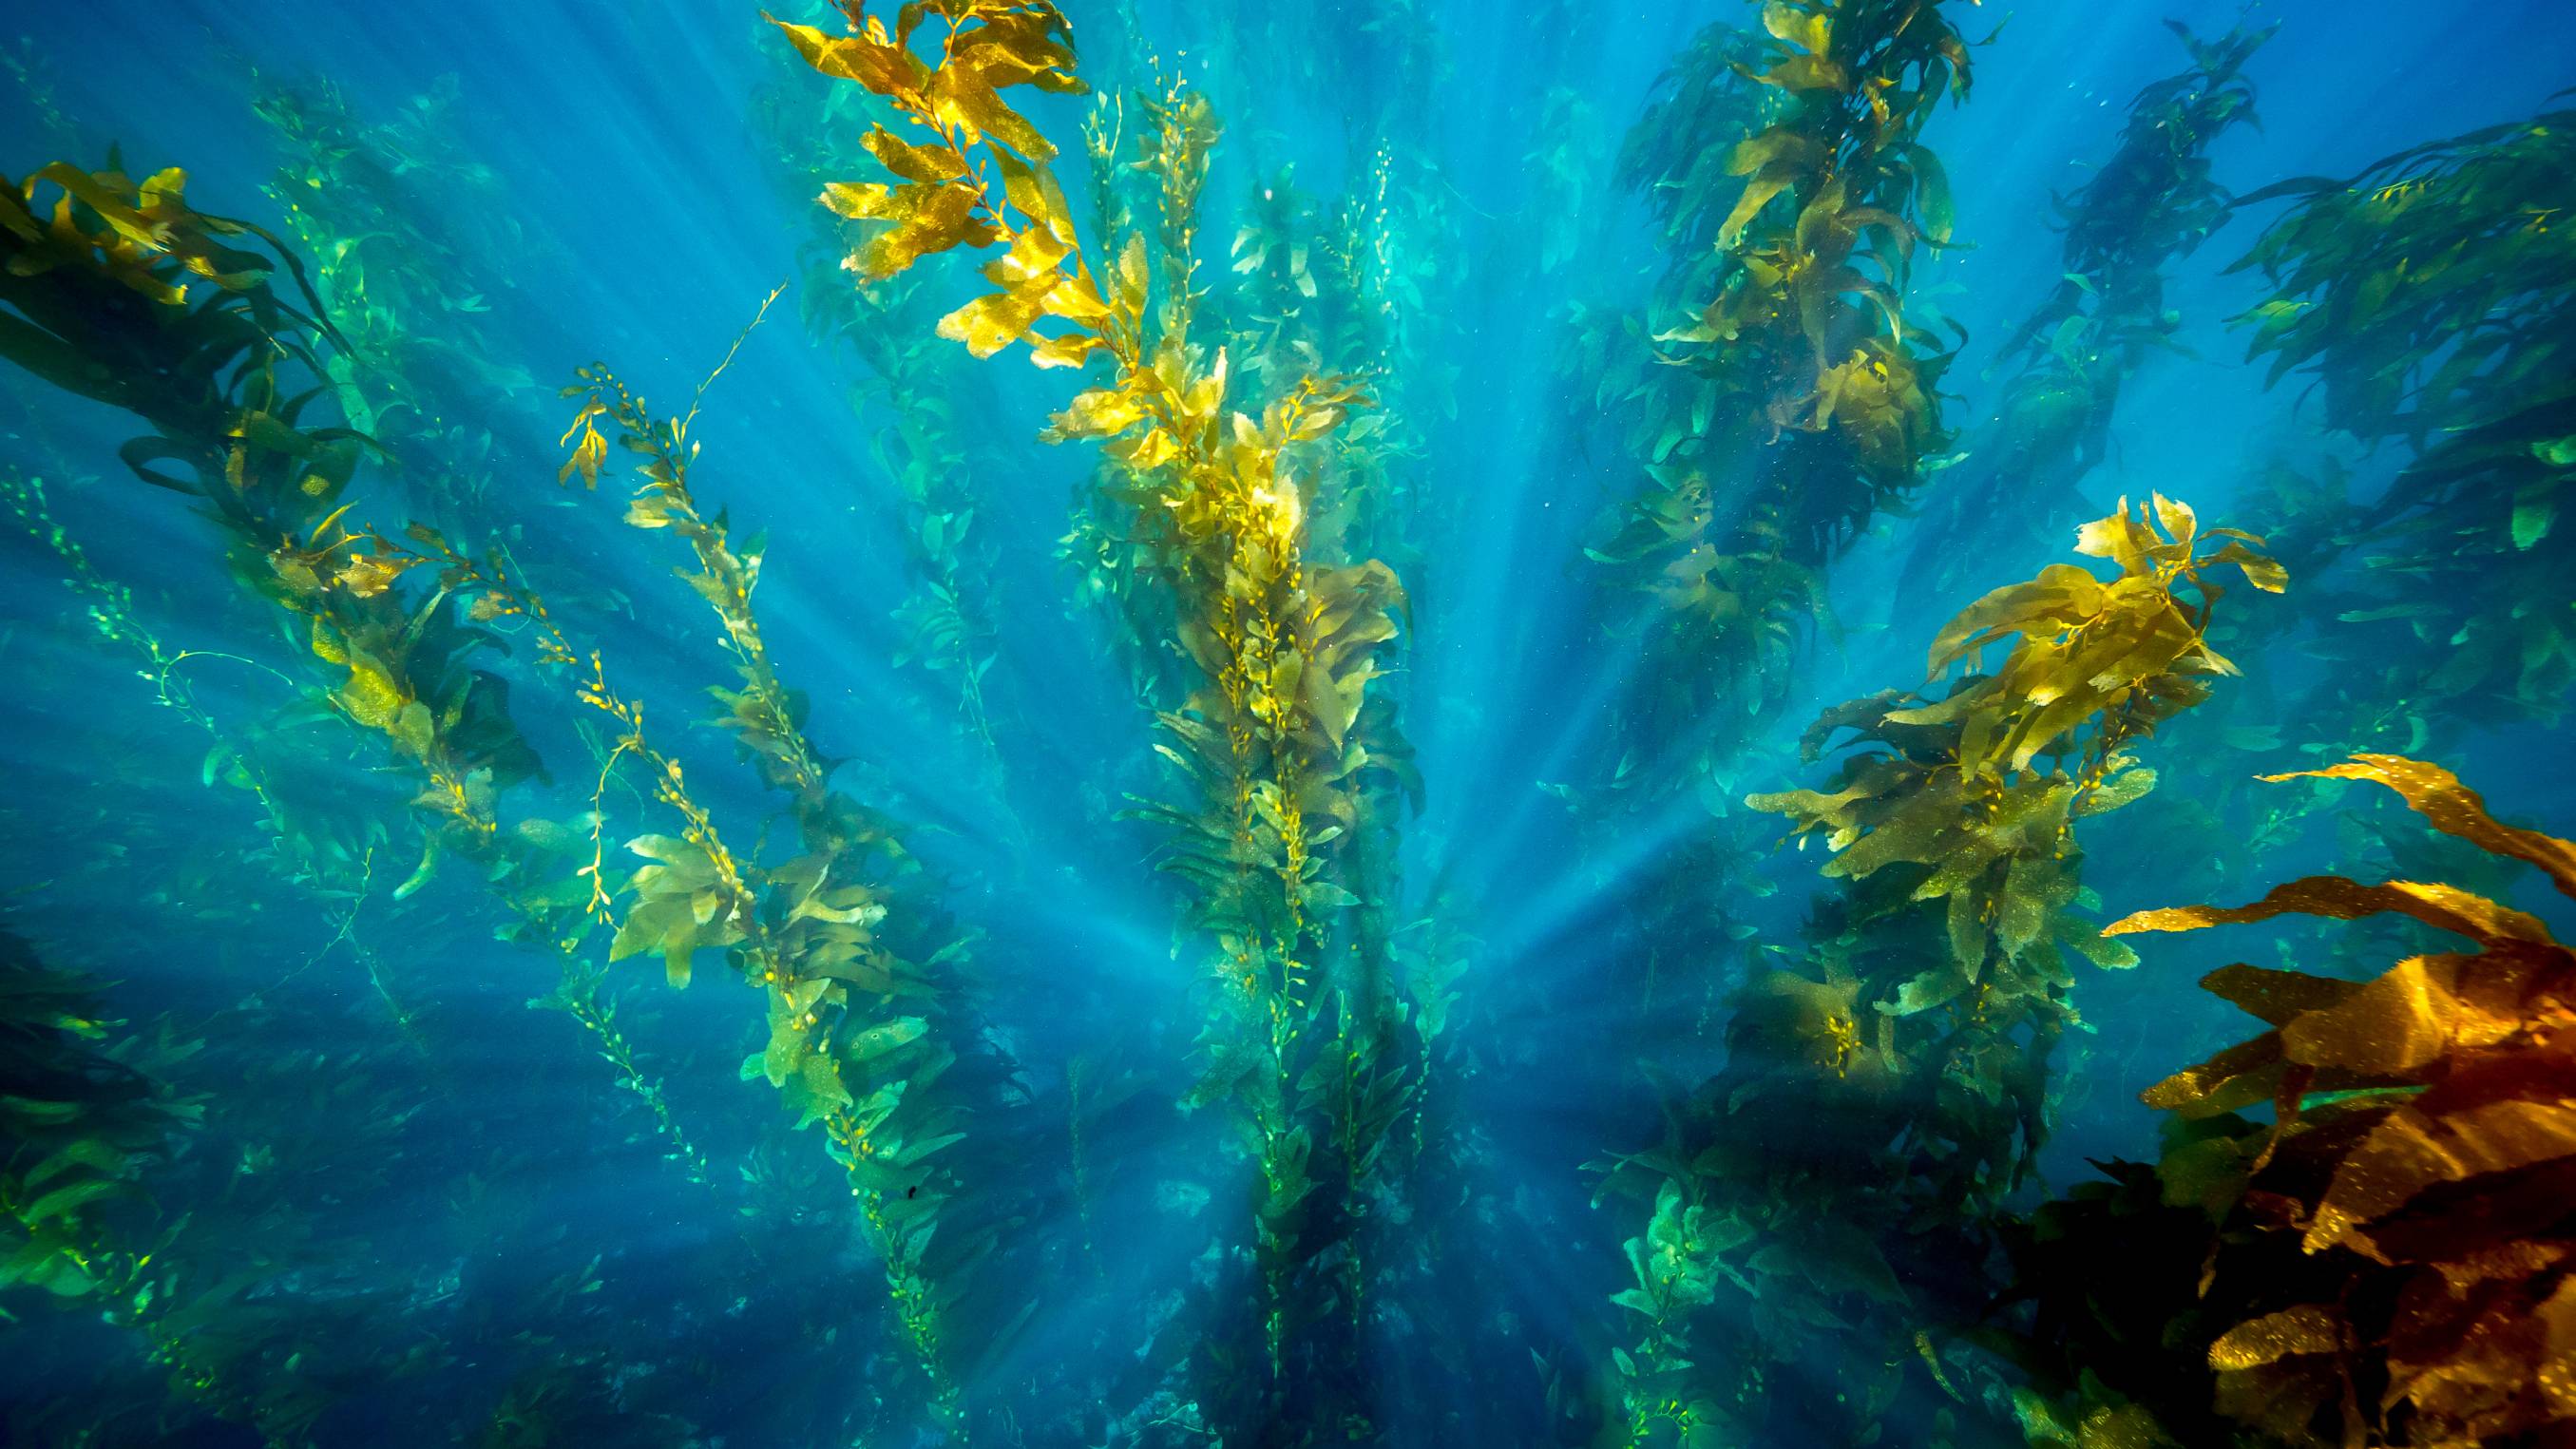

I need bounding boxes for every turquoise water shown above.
[2,2,2573,1445]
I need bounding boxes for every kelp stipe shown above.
[0,160,526,867]
[0,163,738,1439]
[2007,756,2576,1446]
[1559,0,1977,1046]
[499,323,1052,1431]
[0,467,350,896]
[773,4,1439,1430]
[248,67,536,528]
[0,464,443,1052]
[557,311,1049,1401]
[1205,69,1472,1359]
[1593,497,2283,1446]
[0,162,479,1036]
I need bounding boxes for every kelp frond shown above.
[2007,755,2576,1446]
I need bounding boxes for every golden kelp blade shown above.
[2105,874,2554,948]
[2261,753,2576,899]
[2079,757,2576,1443]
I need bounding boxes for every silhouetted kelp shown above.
[1547,2,1979,1079]
[0,162,727,1193]
[0,921,472,1443]
[2231,106,2576,731]
[1587,0,1973,768]
[1899,22,2277,608]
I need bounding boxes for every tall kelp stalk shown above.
[0,467,683,1441]
[0,164,770,1431]
[771,3,1430,1433]
[1593,498,2285,1446]
[2007,756,2576,1447]
[0,461,457,1067]
[2227,105,2576,738]
[1214,89,1505,1434]
[1059,73,1223,714]
[0,161,525,973]
[1590,0,1971,759]
[550,331,1043,1437]
[1899,22,2276,609]
[242,74,716,1153]
[0,161,714,1183]
[1568,0,1974,1030]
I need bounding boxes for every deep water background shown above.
[3,1,2574,1444]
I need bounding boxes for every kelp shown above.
[0,124,1012,1449]
[774,3,1434,1429]
[1058,72,1226,715]
[0,466,373,903]
[1213,120,1442,1027]
[13,10,2576,1449]
[2229,106,2576,725]
[1900,22,2275,606]
[1565,1,1975,1043]
[505,343,1039,1431]
[1594,497,2281,1447]
[1208,89,1493,1416]
[1597,0,1971,588]
[0,157,713,1182]
[2008,756,2576,1447]
[0,463,448,1053]
[0,159,537,849]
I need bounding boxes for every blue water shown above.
[3,2,2573,1445]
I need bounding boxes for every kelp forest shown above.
[3,1,2575,1445]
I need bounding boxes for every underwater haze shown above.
[4,0,2576,1445]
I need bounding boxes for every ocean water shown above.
[2,1,2573,1445]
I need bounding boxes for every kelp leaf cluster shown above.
[0,930,195,1302]
[2228,106,2576,725]
[1744,497,2282,1181]
[2008,756,2576,1446]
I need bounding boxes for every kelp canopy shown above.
[0,3,2573,1448]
